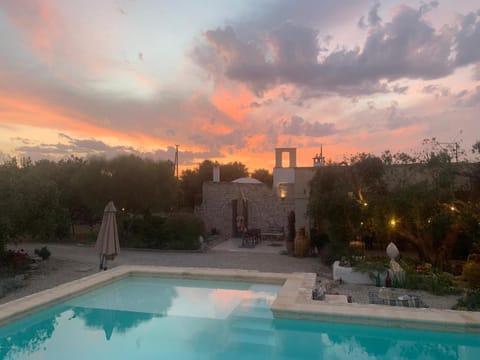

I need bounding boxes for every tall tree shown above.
[308,142,480,268]
[251,168,273,187]
[107,155,178,215]
[179,160,214,209]
[219,161,248,181]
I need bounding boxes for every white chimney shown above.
[213,164,220,182]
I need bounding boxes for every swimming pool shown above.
[1,273,479,359]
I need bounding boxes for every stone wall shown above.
[197,181,294,238]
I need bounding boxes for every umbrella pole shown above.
[99,255,106,271]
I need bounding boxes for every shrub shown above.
[119,215,167,248]
[140,216,168,248]
[1,249,31,271]
[462,261,480,289]
[118,213,204,250]
[402,270,459,295]
[34,246,51,260]
[320,240,348,266]
[164,213,204,250]
[454,290,480,311]
[353,256,389,274]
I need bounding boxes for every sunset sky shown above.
[0,0,479,171]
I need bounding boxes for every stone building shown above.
[199,147,478,239]
[197,177,290,238]
[273,147,324,233]
[197,148,321,238]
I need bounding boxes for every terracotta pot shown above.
[294,228,310,257]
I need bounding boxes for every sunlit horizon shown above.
[1,0,479,172]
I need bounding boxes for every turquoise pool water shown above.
[1,277,479,359]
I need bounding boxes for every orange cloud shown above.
[245,134,267,149]
[0,93,173,152]
[210,82,255,122]
[200,122,233,135]
[181,92,238,138]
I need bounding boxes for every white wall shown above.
[273,167,295,188]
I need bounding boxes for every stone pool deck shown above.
[1,265,480,334]
[1,242,325,304]
[2,242,462,311]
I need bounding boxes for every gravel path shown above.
[1,242,463,310]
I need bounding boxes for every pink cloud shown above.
[1,0,116,76]
[2,0,59,64]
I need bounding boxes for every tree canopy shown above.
[308,140,480,268]
[0,155,179,247]
[251,168,273,187]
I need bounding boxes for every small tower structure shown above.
[313,144,325,167]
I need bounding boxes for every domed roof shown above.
[231,177,263,184]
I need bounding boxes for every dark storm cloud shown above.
[418,1,439,15]
[189,128,247,152]
[385,101,419,130]
[13,134,221,165]
[391,84,409,94]
[455,11,480,66]
[241,99,273,109]
[422,84,450,98]
[456,86,480,107]
[357,1,382,30]
[246,0,370,33]
[367,1,382,27]
[282,115,338,137]
[194,3,468,99]
[474,64,480,80]
[15,136,140,159]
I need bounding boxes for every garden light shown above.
[389,218,397,228]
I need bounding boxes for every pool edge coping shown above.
[1,265,479,334]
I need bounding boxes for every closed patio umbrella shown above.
[95,201,120,270]
[236,189,246,235]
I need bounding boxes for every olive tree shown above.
[308,141,480,268]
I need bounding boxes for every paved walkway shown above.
[1,241,328,304]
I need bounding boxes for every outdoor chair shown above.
[242,228,261,248]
